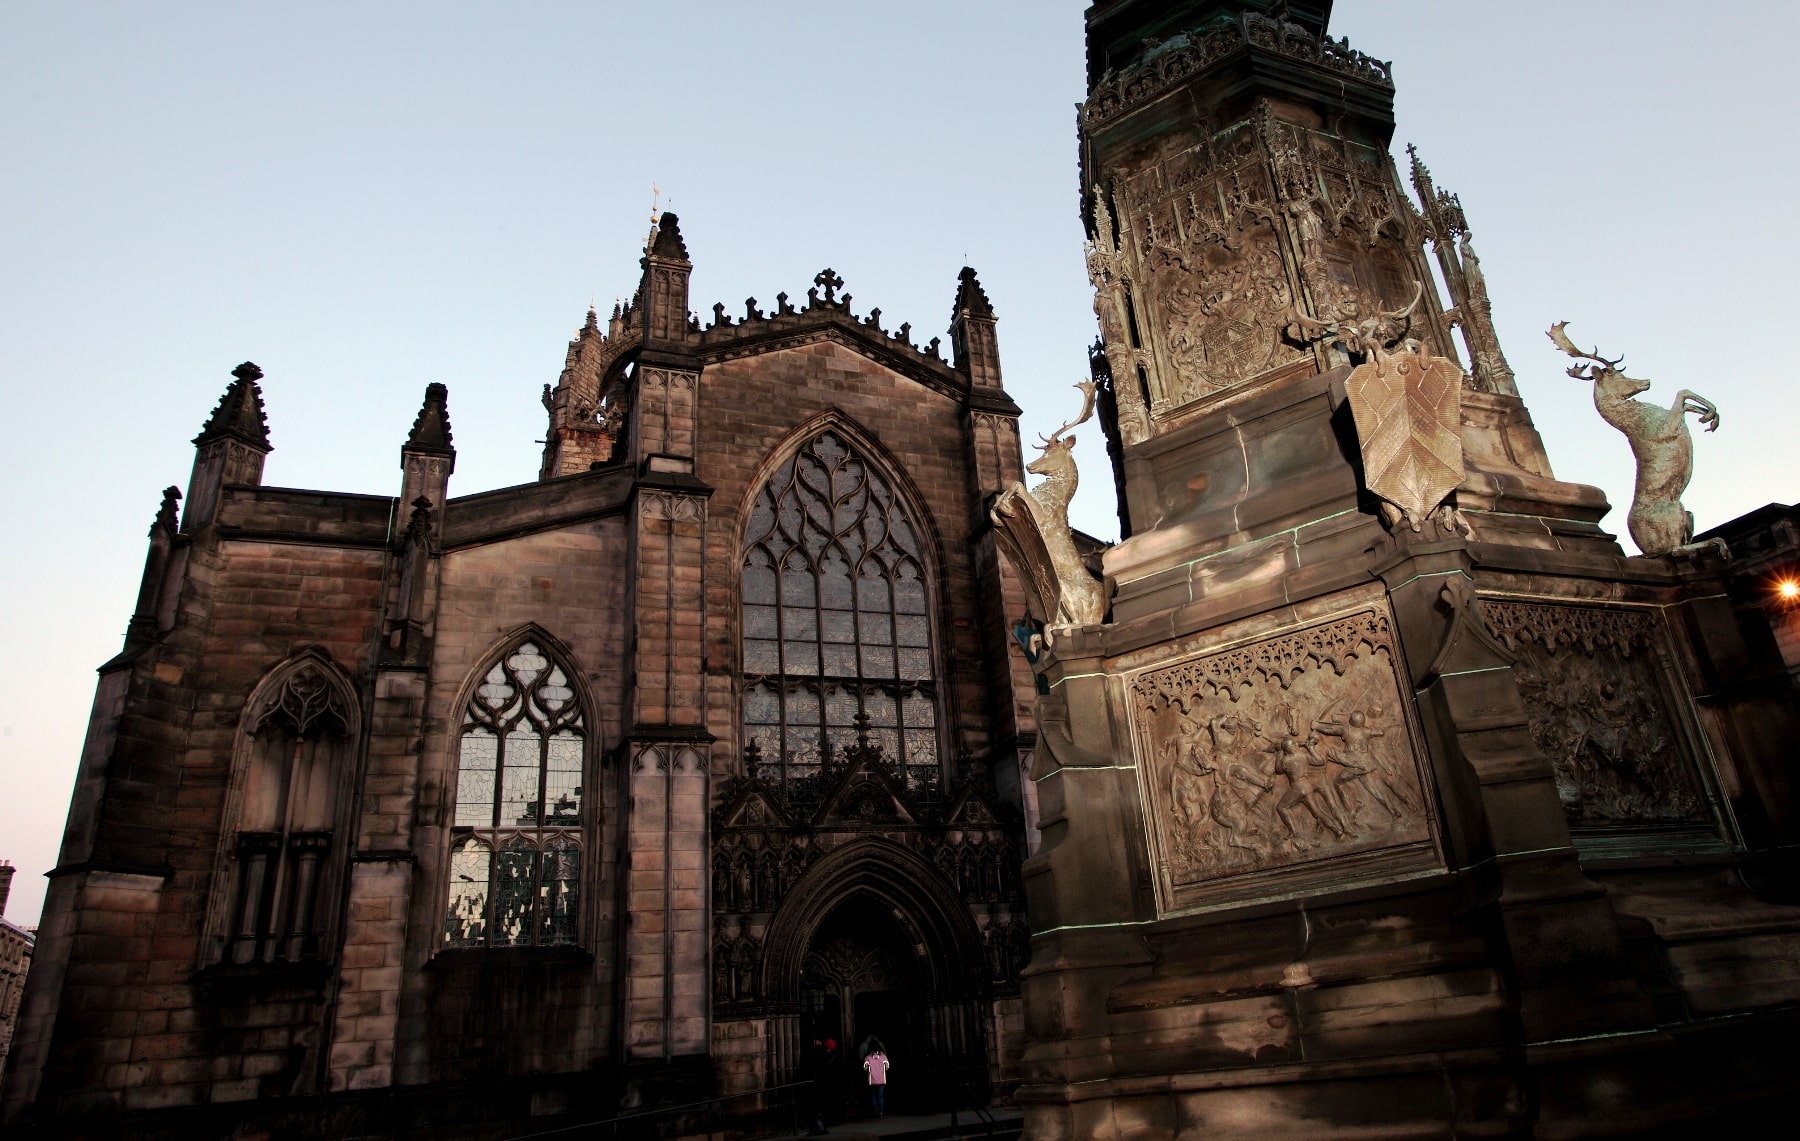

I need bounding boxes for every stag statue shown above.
[1548,322,1727,559]
[991,380,1107,631]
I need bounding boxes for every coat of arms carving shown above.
[1344,346,1467,532]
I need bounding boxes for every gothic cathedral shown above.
[8,3,1800,1139]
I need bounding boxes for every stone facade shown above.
[1,222,1038,1136]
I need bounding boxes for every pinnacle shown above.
[650,211,690,261]
[403,382,456,460]
[193,361,272,449]
[952,266,995,322]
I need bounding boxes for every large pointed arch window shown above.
[741,430,941,788]
[444,640,585,947]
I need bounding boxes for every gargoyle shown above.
[992,381,1107,631]
[1548,323,1727,559]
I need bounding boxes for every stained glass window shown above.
[741,431,943,786]
[444,641,585,947]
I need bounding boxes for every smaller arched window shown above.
[445,640,585,947]
[214,655,357,966]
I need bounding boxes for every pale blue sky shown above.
[2,1,1794,925]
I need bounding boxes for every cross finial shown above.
[852,710,872,746]
[813,268,844,303]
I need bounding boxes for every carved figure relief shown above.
[1548,323,1726,558]
[1131,609,1430,887]
[1483,601,1710,830]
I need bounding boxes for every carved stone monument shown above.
[1008,3,1800,1137]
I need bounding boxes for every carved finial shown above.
[194,362,272,448]
[152,486,182,536]
[853,710,872,746]
[650,211,689,260]
[744,738,762,780]
[813,268,844,304]
[745,297,762,322]
[775,291,793,316]
[952,266,995,321]
[404,382,455,459]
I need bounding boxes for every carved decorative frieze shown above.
[1082,14,1393,131]
[1129,609,1432,895]
[1482,600,1710,829]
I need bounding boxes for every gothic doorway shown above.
[763,840,991,1114]
[799,896,919,1108]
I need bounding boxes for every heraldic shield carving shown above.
[1345,349,1467,531]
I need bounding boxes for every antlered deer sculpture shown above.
[1548,322,1727,559]
[991,380,1107,632]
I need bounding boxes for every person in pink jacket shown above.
[862,1046,891,1117]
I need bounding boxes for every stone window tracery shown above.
[741,431,941,788]
[444,640,585,947]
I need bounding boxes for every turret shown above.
[949,267,1002,390]
[638,211,693,353]
[181,362,271,530]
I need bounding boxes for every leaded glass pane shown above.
[857,574,890,613]
[895,614,929,647]
[903,689,937,728]
[744,683,780,726]
[905,729,938,774]
[781,565,814,607]
[824,685,857,728]
[744,605,778,640]
[898,649,933,681]
[744,561,777,606]
[861,645,894,678]
[821,610,855,643]
[507,643,547,690]
[862,613,892,645]
[782,607,818,641]
[744,639,780,674]
[538,836,580,946]
[865,690,897,727]
[444,839,490,946]
[493,839,537,946]
[895,568,926,614]
[536,666,575,718]
[455,731,497,827]
[822,644,857,676]
[502,726,541,826]
[784,640,819,676]
[820,552,853,609]
[545,733,582,822]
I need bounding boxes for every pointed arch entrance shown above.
[760,839,989,1111]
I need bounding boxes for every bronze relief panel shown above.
[1127,604,1438,913]
[1482,600,1718,837]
